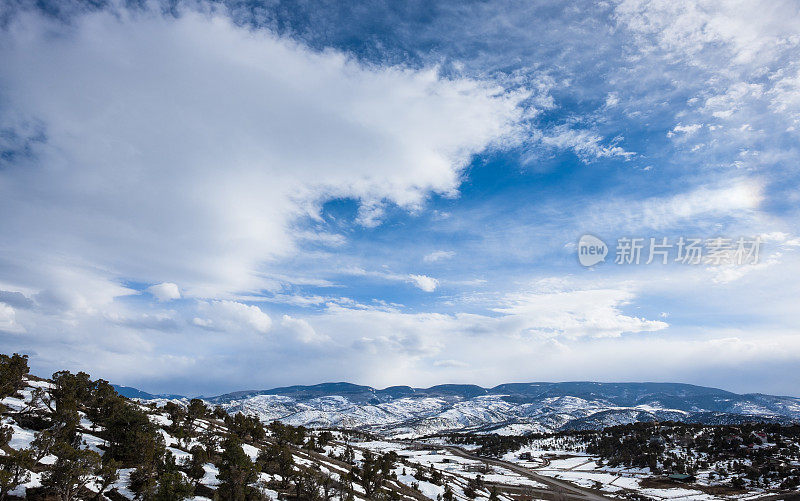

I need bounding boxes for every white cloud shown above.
[667,123,702,137]
[769,63,800,127]
[492,287,668,339]
[423,250,455,263]
[408,274,439,292]
[433,359,469,368]
[0,6,524,301]
[614,0,800,66]
[147,282,181,302]
[105,310,179,331]
[604,92,620,108]
[614,0,800,168]
[702,82,764,120]
[195,300,272,334]
[355,201,387,228]
[280,315,329,344]
[1,1,798,396]
[537,125,635,161]
[0,304,25,334]
[589,177,763,231]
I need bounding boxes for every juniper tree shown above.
[0,426,11,449]
[259,442,295,489]
[0,449,34,501]
[185,445,208,486]
[41,443,101,501]
[0,353,29,399]
[128,432,167,500]
[154,452,194,501]
[93,458,120,501]
[216,436,260,501]
[31,429,58,462]
[186,399,208,428]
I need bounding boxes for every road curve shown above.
[440,445,613,501]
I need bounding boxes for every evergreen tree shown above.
[258,442,294,488]
[31,429,58,462]
[0,449,34,501]
[93,458,120,501]
[442,485,455,501]
[128,432,167,500]
[185,445,209,486]
[186,399,208,428]
[0,426,11,449]
[216,436,260,501]
[0,353,29,399]
[154,452,194,501]
[358,451,383,498]
[41,443,101,501]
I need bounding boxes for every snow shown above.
[201,463,221,486]
[3,376,798,501]
[81,432,106,453]
[213,387,787,437]
[396,472,444,499]
[242,443,260,460]
[8,422,36,449]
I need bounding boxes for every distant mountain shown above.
[127,381,800,437]
[112,384,186,401]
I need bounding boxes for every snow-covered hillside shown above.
[189,383,800,437]
[2,373,490,500]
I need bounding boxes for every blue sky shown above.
[1,0,799,396]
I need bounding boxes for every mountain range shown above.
[116,381,800,437]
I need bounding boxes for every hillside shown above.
[0,353,493,500]
[3,353,800,501]
[168,382,800,438]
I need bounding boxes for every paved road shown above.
[440,445,613,501]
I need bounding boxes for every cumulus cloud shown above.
[280,315,329,344]
[0,304,25,334]
[667,124,703,137]
[195,300,272,334]
[147,282,181,302]
[1,1,798,396]
[492,287,668,338]
[613,0,800,174]
[408,274,439,292]
[614,0,800,66]
[307,281,667,350]
[0,6,524,301]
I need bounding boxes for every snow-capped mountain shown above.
[134,382,800,437]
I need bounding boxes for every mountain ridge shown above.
[119,380,800,437]
[202,380,746,404]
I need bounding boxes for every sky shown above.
[1,0,799,397]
